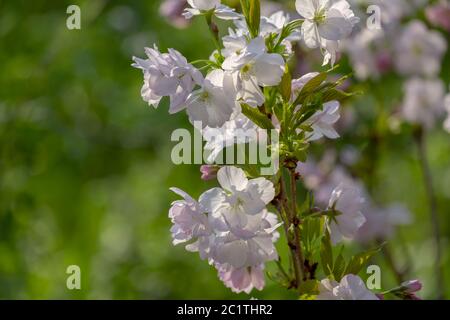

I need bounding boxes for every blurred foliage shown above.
[0,0,449,299]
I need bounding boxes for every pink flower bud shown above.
[375,51,392,74]
[159,0,190,29]
[426,4,450,32]
[401,280,422,293]
[200,165,219,181]
[375,293,385,300]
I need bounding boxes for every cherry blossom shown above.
[345,29,392,80]
[200,165,219,181]
[426,1,450,32]
[327,182,366,244]
[394,21,447,77]
[356,204,412,243]
[199,166,275,230]
[202,113,260,163]
[216,263,265,294]
[185,69,239,128]
[292,73,341,141]
[168,187,210,245]
[132,45,203,113]
[401,77,446,129]
[295,0,359,65]
[222,37,285,107]
[159,0,190,29]
[317,274,379,300]
[183,0,241,20]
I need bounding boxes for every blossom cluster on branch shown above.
[132,0,438,299]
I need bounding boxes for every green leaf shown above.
[320,229,333,276]
[294,72,326,105]
[241,103,274,130]
[322,88,355,103]
[301,215,324,259]
[344,245,383,276]
[279,64,292,102]
[298,279,319,296]
[241,0,260,38]
[333,249,346,281]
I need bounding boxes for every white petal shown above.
[302,20,320,48]
[217,166,248,192]
[318,9,353,41]
[199,187,227,213]
[252,53,285,86]
[295,0,316,19]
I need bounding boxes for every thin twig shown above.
[414,128,444,299]
[378,240,406,284]
[278,171,304,292]
[289,169,306,281]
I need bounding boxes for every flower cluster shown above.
[169,166,280,293]
[132,0,429,299]
[343,2,449,132]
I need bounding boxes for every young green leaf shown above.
[241,103,274,130]
[241,0,260,38]
[320,229,333,276]
[344,245,383,276]
[279,64,292,102]
[333,249,346,281]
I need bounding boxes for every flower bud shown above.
[200,165,219,181]
[401,280,422,293]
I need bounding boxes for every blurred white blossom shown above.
[401,77,446,129]
[394,21,447,77]
[317,274,379,300]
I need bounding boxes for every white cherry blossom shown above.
[401,78,446,129]
[183,0,241,20]
[186,69,239,128]
[305,101,340,141]
[199,166,275,230]
[211,210,280,268]
[327,182,366,244]
[317,274,379,300]
[296,0,359,65]
[223,37,285,107]
[169,188,211,258]
[217,263,265,294]
[394,21,447,77]
[202,112,260,163]
[356,204,412,243]
[292,73,341,141]
[132,45,203,113]
[345,29,392,80]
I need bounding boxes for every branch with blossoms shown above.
[132,0,423,299]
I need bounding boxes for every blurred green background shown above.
[0,0,449,299]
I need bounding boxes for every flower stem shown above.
[205,14,222,56]
[289,168,306,282]
[278,171,304,292]
[414,127,444,299]
[378,240,406,284]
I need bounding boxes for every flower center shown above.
[314,9,326,24]
[200,91,210,101]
